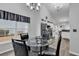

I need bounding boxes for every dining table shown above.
[26,36,55,55]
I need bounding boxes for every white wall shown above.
[69,3,79,54]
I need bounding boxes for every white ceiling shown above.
[42,3,70,24]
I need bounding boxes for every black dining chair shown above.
[20,33,30,51]
[12,39,29,56]
[38,31,62,56]
[20,33,29,41]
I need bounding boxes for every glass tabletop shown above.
[26,36,55,47]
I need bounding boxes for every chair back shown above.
[20,34,29,41]
[38,31,62,56]
[12,39,28,56]
[56,31,62,56]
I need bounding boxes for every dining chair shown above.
[38,31,62,56]
[20,33,30,51]
[12,39,29,56]
[20,33,29,41]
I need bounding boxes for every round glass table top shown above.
[26,37,55,47]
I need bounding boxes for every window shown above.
[0,10,30,42]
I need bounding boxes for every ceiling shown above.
[42,3,70,24]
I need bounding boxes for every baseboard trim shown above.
[70,51,79,56]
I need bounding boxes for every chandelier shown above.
[26,3,40,11]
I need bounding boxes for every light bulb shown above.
[38,3,40,6]
[30,6,33,9]
[36,7,39,10]
[26,3,30,6]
